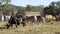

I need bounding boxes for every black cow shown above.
[6,15,26,29]
[36,16,43,22]
[6,15,18,29]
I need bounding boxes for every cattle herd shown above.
[5,14,60,29]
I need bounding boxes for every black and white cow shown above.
[6,15,26,29]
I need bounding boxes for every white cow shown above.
[6,16,11,21]
[2,15,4,22]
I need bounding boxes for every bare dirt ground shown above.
[0,21,60,34]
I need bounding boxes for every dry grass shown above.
[0,22,60,34]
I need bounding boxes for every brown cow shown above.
[55,15,60,22]
[26,16,35,23]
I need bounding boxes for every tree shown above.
[2,0,11,15]
[3,0,11,9]
[0,0,3,6]
[43,1,58,16]
[56,1,60,14]
[56,1,60,8]
[26,5,32,11]
[16,9,25,16]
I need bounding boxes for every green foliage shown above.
[16,9,25,16]
[26,5,44,12]
[2,0,11,15]
[43,1,60,16]
[26,5,32,11]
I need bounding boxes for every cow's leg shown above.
[14,19,19,28]
[38,19,41,23]
[6,24,10,29]
[21,22,26,26]
[10,24,13,29]
[17,20,20,26]
[56,18,59,22]
[37,19,40,23]
[15,23,18,28]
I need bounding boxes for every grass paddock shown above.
[0,21,60,34]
